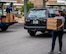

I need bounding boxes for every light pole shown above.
[43,0,45,8]
[24,0,28,18]
[1,3,4,16]
[43,0,48,8]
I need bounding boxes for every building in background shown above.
[46,0,57,5]
[17,0,44,8]
[2,0,66,8]
[16,0,65,8]
[29,0,43,8]
[3,0,66,9]
[57,0,65,3]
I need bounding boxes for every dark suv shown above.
[24,8,51,36]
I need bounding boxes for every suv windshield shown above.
[48,9,56,14]
[28,10,47,18]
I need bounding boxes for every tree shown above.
[21,2,34,12]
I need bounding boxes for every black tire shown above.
[1,26,9,31]
[28,30,36,36]
[41,31,45,34]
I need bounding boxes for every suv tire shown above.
[1,26,9,31]
[41,31,45,34]
[28,30,36,36]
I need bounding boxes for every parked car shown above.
[24,8,52,36]
[47,8,57,17]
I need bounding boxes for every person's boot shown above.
[48,50,54,54]
[58,50,63,54]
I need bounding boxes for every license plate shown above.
[33,20,38,24]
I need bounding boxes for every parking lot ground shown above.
[0,23,66,54]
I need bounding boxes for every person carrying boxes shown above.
[49,9,65,54]
[6,2,15,22]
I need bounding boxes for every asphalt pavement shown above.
[0,23,66,54]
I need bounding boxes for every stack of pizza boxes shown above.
[47,18,62,30]
[2,13,15,22]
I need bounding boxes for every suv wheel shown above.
[41,31,45,34]
[28,30,36,36]
[1,26,9,31]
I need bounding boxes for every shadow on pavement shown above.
[53,50,66,54]
[0,30,15,33]
[29,33,52,38]
[62,50,66,54]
